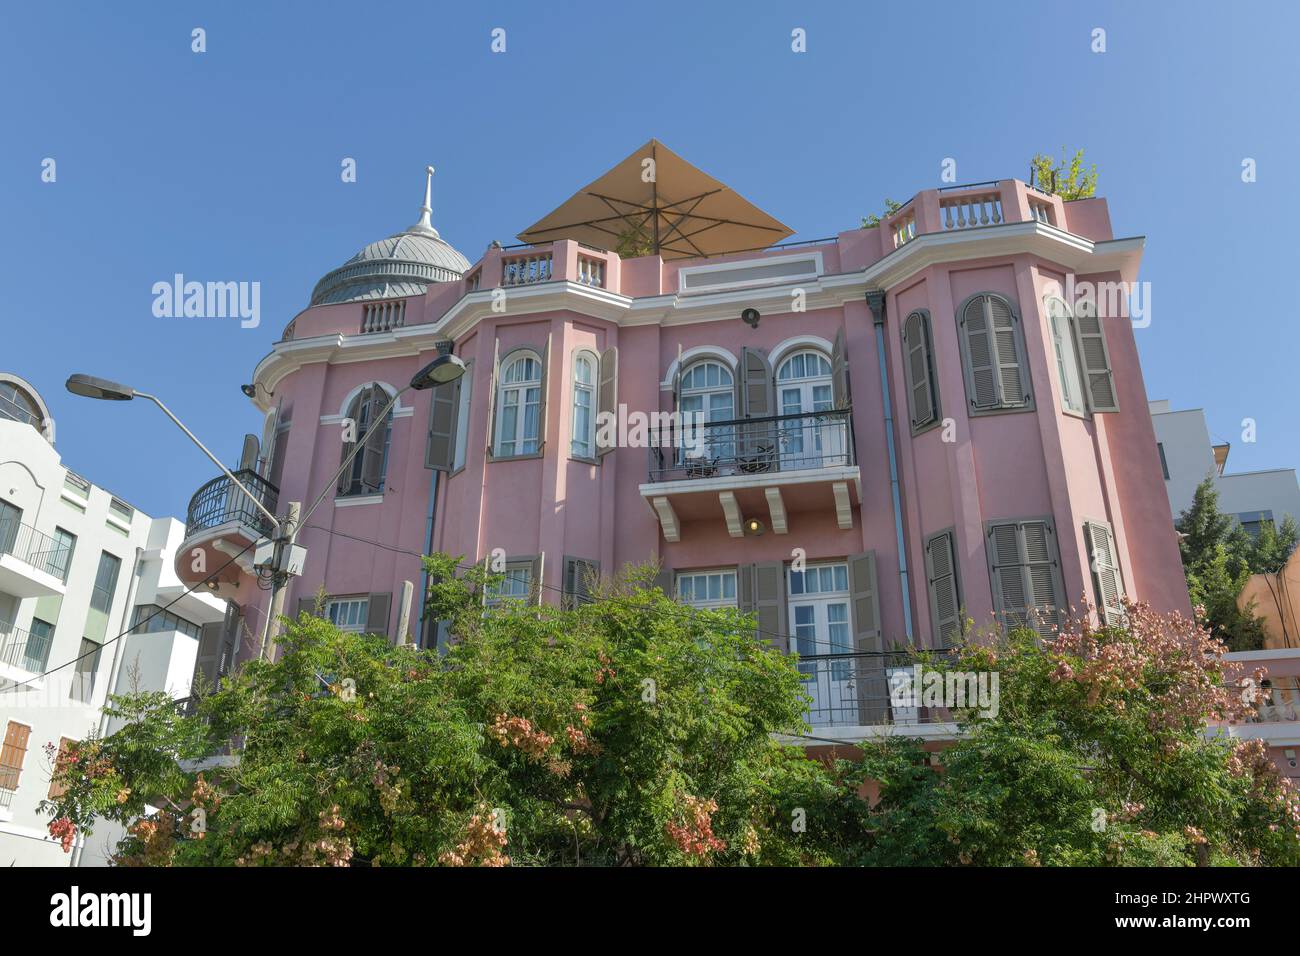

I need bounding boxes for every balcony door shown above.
[788,563,857,726]
[677,361,735,473]
[0,499,20,555]
[776,351,841,470]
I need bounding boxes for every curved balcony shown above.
[175,469,279,597]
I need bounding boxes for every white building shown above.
[0,373,227,866]
[1149,400,1300,535]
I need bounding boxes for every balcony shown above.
[176,469,279,597]
[0,518,69,598]
[640,409,861,541]
[0,620,52,675]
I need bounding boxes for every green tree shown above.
[1177,477,1268,650]
[1030,148,1098,200]
[41,560,864,866]
[861,198,904,228]
[852,606,1300,866]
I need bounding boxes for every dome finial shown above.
[409,164,439,237]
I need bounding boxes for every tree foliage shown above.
[1030,148,1098,200]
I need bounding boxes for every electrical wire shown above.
[5,538,256,692]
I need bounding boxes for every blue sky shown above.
[2,0,1296,517]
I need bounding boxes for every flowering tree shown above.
[856,601,1300,866]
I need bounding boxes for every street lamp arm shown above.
[133,390,280,530]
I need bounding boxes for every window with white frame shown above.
[486,564,533,606]
[496,353,543,457]
[1046,296,1086,415]
[326,597,369,633]
[678,360,734,463]
[676,569,738,608]
[787,562,854,698]
[571,352,596,458]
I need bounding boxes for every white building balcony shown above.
[640,409,860,541]
[0,518,69,599]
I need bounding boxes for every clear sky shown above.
[2,0,1296,518]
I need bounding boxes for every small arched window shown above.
[571,351,596,458]
[957,292,1033,413]
[678,360,734,423]
[901,310,940,432]
[337,385,394,497]
[495,352,543,456]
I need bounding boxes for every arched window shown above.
[337,385,393,497]
[902,310,940,432]
[571,351,596,458]
[677,360,735,467]
[0,380,41,428]
[775,350,842,468]
[495,352,543,457]
[957,292,1033,413]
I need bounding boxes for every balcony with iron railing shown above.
[176,469,279,596]
[0,518,71,598]
[0,620,53,675]
[640,409,860,541]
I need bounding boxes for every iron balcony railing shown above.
[0,518,73,581]
[184,469,279,539]
[0,620,53,673]
[0,785,14,810]
[796,651,960,729]
[648,408,854,482]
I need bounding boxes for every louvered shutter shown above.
[1085,521,1124,625]
[359,385,388,493]
[904,311,937,430]
[739,347,772,417]
[962,296,1000,409]
[1072,299,1118,412]
[831,329,851,409]
[753,561,786,651]
[989,296,1028,407]
[988,520,1061,636]
[485,338,501,458]
[925,530,962,648]
[0,722,31,790]
[563,557,599,609]
[192,620,224,695]
[218,602,241,678]
[1047,298,1085,414]
[337,390,365,494]
[596,346,618,458]
[537,334,552,453]
[426,375,461,472]
[654,565,674,597]
[365,592,391,637]
[849,552,886,722]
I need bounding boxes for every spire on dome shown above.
[408,164,439,238]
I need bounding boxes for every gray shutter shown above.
[217,602,240,680]
[989,296,1028,408]
[239,434,260,472]
[425,375,461,472]
[537,334,551,453]
[337,390,365,494]
[654,565,674,597]
[904,310,936,430]
[1072,299,1118,412]
[365,592,391,638]
[754,561,786,651]
[563,557,599,610]
[360,385,388,493]
[192,621,224,694]
[1047,299,1084,414]
[485,338,501,458]
[962,296,1000,409]
[925,530,961,648]
[1085,521,1124,625]
[739,347,772,417]
[596,346,618,458]
[831,328,850,409]
[296,597,314,619]
[848,551,886,722]
[988,520,1061,636]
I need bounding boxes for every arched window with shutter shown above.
[338,384,394,497]
[957,292,1034,414]
[902,309,940,433]
[494,351,544,457]
[571,350,597,459]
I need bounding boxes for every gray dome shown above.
[310,168,471,305]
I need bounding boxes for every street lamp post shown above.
[65,351,465,661]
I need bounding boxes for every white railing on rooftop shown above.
[577,255,605,287]
[940,192,1003,231]
[502,253,553,286]
[361,299,406,334]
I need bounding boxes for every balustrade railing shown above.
[940,192,1004,230]
[502,253,553,286]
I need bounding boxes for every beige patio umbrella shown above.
[517,139,793,260]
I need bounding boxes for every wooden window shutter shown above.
[359,385,388,493]
[904,310,937,431]
[1072,299,1119,412]
[337,390,364,494]
[925,530,962,648]
[0,721,31,790]
[739,347,772,418]
[848,552,887,722]
[48,737,77,799]
[596,346,618,458]
[988,296,1028,407]
[654,565,674,597]
[563,556,599,610]
[486,337,501,459]
[1085,521,1125,625]
[753,561,786,651]
[830,328,851,409]
[192,620,224,694]
[425,375,461,472]
[365,592,392,638]
[962,296,1000,409]
[987,519,1061,636]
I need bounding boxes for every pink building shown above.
[177,144,1190,738]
